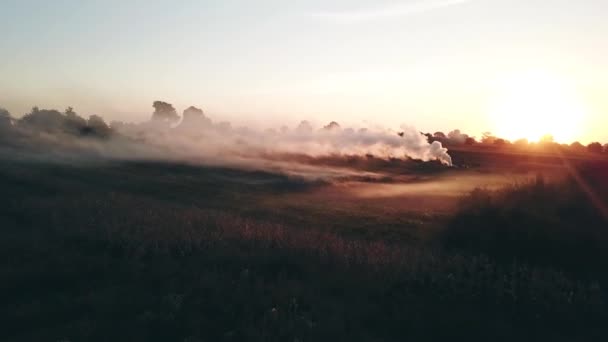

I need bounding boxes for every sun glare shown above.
[488,70,587,143]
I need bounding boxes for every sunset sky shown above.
[1,0,607,143]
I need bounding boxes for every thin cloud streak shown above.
[312,0,473,23]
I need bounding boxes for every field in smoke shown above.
[2,106,608,341]
[2,145,608,341]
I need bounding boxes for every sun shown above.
[487,70,587,143]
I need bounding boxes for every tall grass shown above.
[2,161,608,341]
[443,171,608,280]
[3,189,607,341]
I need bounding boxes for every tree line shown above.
[424,130,608,155]
[1,102,607,156]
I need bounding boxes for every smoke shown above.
[1,105,453,178]
[113,117,453,167]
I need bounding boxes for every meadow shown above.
[4,1,608,339]
[2,149,607,341]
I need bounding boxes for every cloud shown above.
[312,0,472,24]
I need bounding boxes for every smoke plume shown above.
[1,104,453,178]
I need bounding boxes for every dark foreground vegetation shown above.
[1,158,608,341]
[444,164,608,279]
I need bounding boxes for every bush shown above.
[442,170,608,280]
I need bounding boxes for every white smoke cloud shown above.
[114,119,453,167]
[3,106,453,179]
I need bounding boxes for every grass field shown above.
[2,150,608,341]
[4,2,608,340]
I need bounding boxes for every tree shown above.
[323,121,341,131]
[481,132,496,144]
[19,107,65,132]
[183,106,203,120]
[570,141,585,153]
[433,132,446,139]
[151,101,180,124]
[64,107,87,135]
[0,108,13,142]
[494,138,507,147]
[85,115,111,137]
[422,132,433,143]
[180,106,211,130]
[447,129,469,144]
[0,107,12,128]
[296,121,313,134]
[587,142,603,154]
[464,137,476,145]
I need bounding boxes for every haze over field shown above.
[3,1,608,341]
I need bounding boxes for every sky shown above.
[1,0,607,143]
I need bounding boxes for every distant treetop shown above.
[152,101,180,124]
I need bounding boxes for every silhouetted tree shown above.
[481,132,496,144]
[85,115,111,138]
[0,108,13,143]
[433,132,446,139]
[183,106,206,121]
[296,121,313,134]
[420,132,434,143]
[323,121,341,131]
[570,141,585,152]
[447,129,469,144]
[0,107,12,128]
[179,106,212,130]
[464,137,476,145]
[64,107,88,135]
[587,142,603,154]
[152,101,180,124]
[494,138,507,147]
[19,107,65,132]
